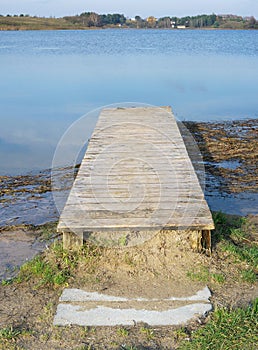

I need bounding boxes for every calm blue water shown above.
[0,29,258,175]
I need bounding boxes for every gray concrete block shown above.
[54,303,212,326]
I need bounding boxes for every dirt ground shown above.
[0,217,258,350]
[0,119,257,349]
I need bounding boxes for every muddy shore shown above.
[0,118,257,227]
[0,118,257,280]
[0,119,257,349]
[184,119,258,194]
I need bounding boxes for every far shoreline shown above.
[0,12,257,31]
[1,26,258,32]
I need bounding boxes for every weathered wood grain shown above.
[57,107,214,237]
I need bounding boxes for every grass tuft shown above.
[212,211,246,242]
[187,267,225,284]
[0,326,22,340]
[241,269,257,283]
[179,298,258,349]
[117,327,129,337]
[212,211,258,283]
[14,241,101,288]
[140,326,155,340]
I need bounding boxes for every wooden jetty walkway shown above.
[57,107,214,251]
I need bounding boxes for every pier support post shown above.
[190,230,211,255]
[201,230,211,256]
[63,231,83,250]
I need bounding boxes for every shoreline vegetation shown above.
[0,118,257,348]
[0,212,257,349]
[0,12,257,31]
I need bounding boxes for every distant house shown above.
[177,25,186,29]
[147,16,157,23]
[244,16,255,21]
[218,14,243,20]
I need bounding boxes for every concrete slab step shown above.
[54,287,212,326]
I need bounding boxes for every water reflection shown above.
[0,30,257,174]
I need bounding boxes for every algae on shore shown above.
[1,119,257,228]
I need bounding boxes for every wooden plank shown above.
[57,106,214,237]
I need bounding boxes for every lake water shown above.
[0,29,258,175]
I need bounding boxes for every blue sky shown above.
[1,0,258,18]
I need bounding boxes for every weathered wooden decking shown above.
[57,107,214,250]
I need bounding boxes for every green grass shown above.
[0,16,83,30]
[117,327,129,337]
[0,327,22,340]
[187,267,225,284]
[0,326,31,342]
[187,267,209,282]
[221,242,258,267]
[16,249,72,287]
[241,269,257,283]
[179,298,258,350]
[13,241,101,288]
[212,211,247,242]
[174,327,189,342]
[140,326,155,340]
[1,278,16,286]
[212,211,258,283]
[118,234,128,246]
[211,273,225,283]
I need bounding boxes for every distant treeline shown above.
[0,12,257,30]
[64,12,127,27]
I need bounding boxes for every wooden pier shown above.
[57,107,214,252]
